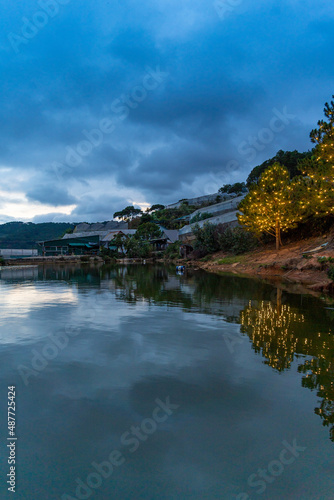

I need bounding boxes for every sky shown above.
[0,0,334,223]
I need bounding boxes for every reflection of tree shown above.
[240,296,305,371]
[298,357,334,442]
[240,289,334,441]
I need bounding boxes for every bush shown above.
[164,241,181,260]
[193,223,257,256]
[124,236,151,258]
[193,223,220,255]
[218,227,258,255]
[328,265,334,281]
[80,255,90,262]
[190,212,212,224]
[0,256,5,266]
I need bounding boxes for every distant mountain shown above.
[0,222,76,249]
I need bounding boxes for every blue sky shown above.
[0,0,333,223]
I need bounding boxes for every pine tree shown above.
[310,95,334,165]
[299,96,334,217]
[237,163,303,250]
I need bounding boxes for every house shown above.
[37,235,100,256]
[150,229,179,252]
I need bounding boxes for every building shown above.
[150,229,179,251]
[178,195,245,253]
[37,235,100,256]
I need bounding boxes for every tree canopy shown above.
[238,163,303,250]
[246,150,310,186]
[113,206,142,221]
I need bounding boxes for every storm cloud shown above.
[0,0,333,222]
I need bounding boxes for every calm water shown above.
[0,264,333,500]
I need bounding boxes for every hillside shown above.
[0,222,76,249]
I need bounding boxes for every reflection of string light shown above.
[241,298,334,440]
[240,300,305,370]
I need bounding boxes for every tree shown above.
[110,233,126,253]
[124,236,151,258]
[310,95,334,164]
[238,163,303,250]
[246,150,309,186]
[298,96,334,218]
[113,206,142,221]
[219,182,246,195]
[149,204,165,212]
[136,222,162,240]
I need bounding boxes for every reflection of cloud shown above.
[0,285,77,314]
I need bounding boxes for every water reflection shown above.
[1,263,334,499]
[239,287,334,442]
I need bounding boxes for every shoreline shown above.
[2,235,334,296]
[186,233,334,294]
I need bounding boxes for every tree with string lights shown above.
[237,163,304,250]
[299,96,334,217]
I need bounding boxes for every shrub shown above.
[193,224,257,256]
[124,236,151,258]
[193,223,220,255]
[164,241,181,260]
[190,212,212,224]
[80,255,90,262]
[218,227,258,255]
[0,256,5,266]
[328,265,334,281]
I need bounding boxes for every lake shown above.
[0,264,333,499]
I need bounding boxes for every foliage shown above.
[0,256,5,266]
[164,241,181,260]
[62,227,74,236]
[110,233,127,253]
[193,222,258,256]
[218,226,258,254]
[318,256,334,264]
[298,96,334,218]
[0,222,76,249]
[328,266,334,282]
[238,163,304,249]
[310,95,334,164]
[136,222,162,240]
[246,150,310,186]
[219,182,246,195]
[80,255,90,262]
[216,256,243,265]
[150,203,196,229]
[190,212,212,223]
[148,204,165,212]
[100,246,121,259]
[124,236,151,258]
[193,223,220,255]
[113,206,142,221]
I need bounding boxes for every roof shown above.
[101,229,137,242]
[62,231,110,240]
[163,229,179,243]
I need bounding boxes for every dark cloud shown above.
[26,184,77,206]
[0,0,333,221]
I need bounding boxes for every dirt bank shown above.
[187,233,334,294]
